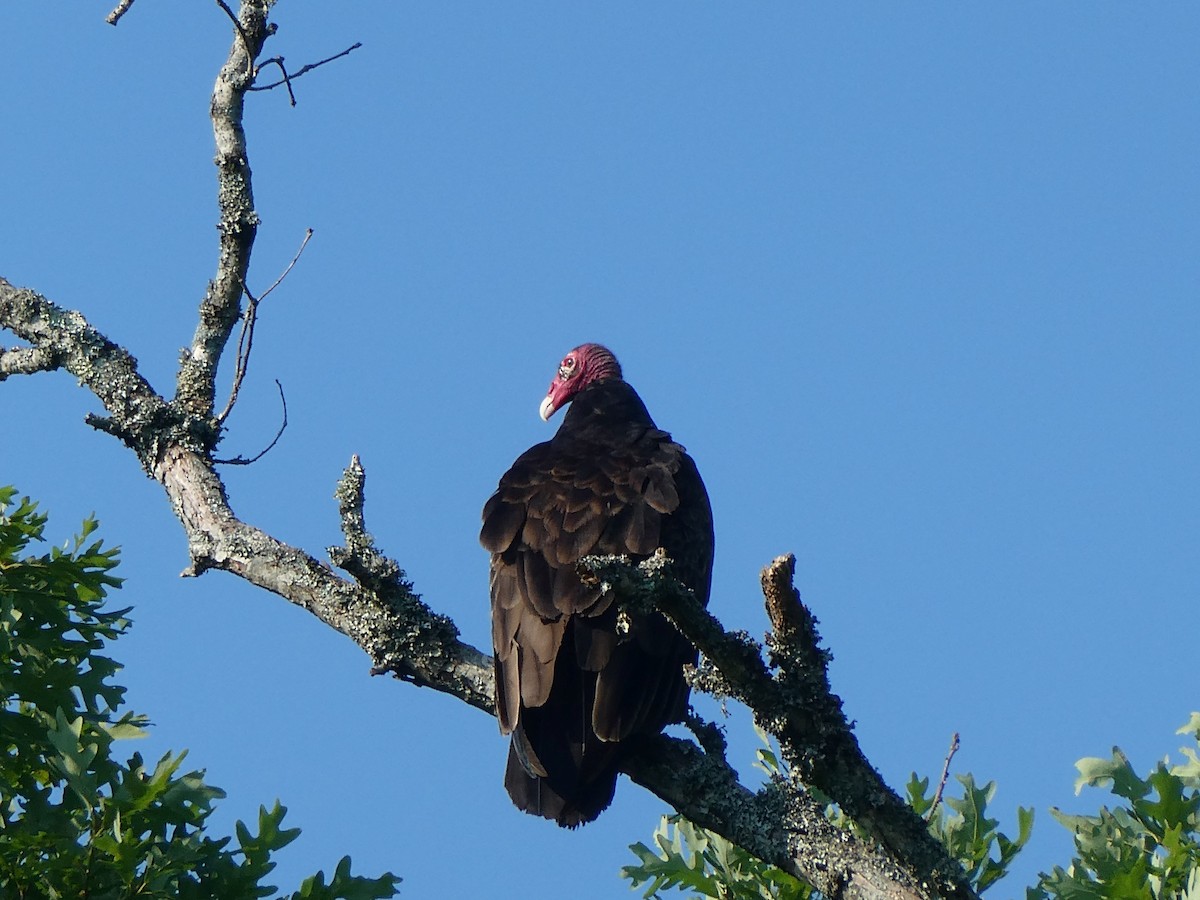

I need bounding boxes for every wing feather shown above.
[480,495,526,553]
[519,552,558,619]
[519,638,559,708]
[518,605,566,665]
[573,615,618,671]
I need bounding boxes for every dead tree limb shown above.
[174,0,272,421]
[582,552,975,900]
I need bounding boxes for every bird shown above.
[480,343,714,827]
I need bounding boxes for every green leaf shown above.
[906,773,933,817]
[1074,750,1149,800]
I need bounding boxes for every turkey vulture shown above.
[480,343,714,826]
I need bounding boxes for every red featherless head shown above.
[538,343,623,421]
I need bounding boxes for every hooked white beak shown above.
[538,395,556,421]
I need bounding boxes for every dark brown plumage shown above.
[480,343,714,826]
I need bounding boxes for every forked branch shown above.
[252,44,364,104]
[216,228,313,424]
[581,552,977,900]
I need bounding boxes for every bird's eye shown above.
[558,357,576,380]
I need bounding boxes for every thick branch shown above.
[0,279,205,458]
[0,275,492,710]
[0,343,56,379]
[0,280,153,414]
[106,0,136,26]
[626,735,927,900]
[174,0,273,421]
[582,552,977,900]
[760,555,971,897]
[326,455,495,708]
[159,445,495,713]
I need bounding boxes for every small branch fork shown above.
[252,44,364,106]
[217,227,313,424]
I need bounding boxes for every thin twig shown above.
[216,285,258,424]
[257,58,297,106]
[216,228,312,424]
[214,380,288,465]
[106,0,137,25]
[926,732,961,820]
[250,43,363,92]
[259,228,313,304]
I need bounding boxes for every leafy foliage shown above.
[624,725,1031,898]
[625,713,1200,900]
[625,814,814,900]
[0,487,400,899]
[907,772,1033,893]
[623,728,812,899]
[1029,715,1200,900]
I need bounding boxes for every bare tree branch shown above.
[214,284,259,425]
[175,0,273,423]
[0,278,195,458]
[325,453,494,709]
[213,379,288,465]
[928,733,962,820]
[216,228,312,424]
[162,442,496,715]
[257,227,314,305]
[582,552,976,900]
[250,43,364,97]
[0,273,975,897]
[0,343,57,379]
[106,0,136,26]
[214,0,255,69]
[626,736,930,900]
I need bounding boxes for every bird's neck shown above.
[554,381,657,446]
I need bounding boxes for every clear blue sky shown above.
[3,3,1197,897]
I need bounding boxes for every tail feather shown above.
[504,733,618,828]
